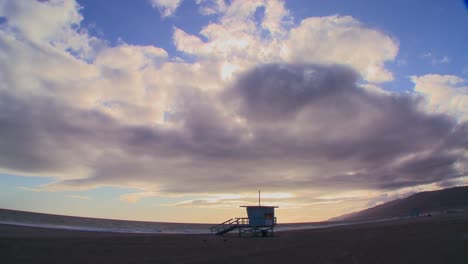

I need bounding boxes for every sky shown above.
[0,0,467,223]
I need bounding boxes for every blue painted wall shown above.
[245,206,275,226]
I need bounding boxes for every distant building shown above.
[410,208,420,217]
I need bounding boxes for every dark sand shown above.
[1,215,467,264]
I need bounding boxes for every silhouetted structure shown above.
[410,207,420,217]
[210,191,278,236]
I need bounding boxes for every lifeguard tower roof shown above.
[240,206,278,208]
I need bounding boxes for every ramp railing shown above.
[210,218,251,235]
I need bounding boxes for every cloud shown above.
[150,0,183,18]
[282,16,398,83]
[421,52,451,65]
[167,192,315,209]
[120,191,159,203]
[168,191,376,209]
[196,0,228,15]
[0,0,466,210]
[411,74,468,121]
[2,64,466,196]
[463,67,468,75]
[225,64,359,121]
[95,44,168,70]
[173,2,397,83]
[396,59,407,66]
[67,194,91,200]
[439,56,451,64]
[0,0,81,43]
[0,0,102,59]
[17,186,43,192]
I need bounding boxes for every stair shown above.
[210,218,249,235]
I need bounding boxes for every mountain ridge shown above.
[329,185,468,221]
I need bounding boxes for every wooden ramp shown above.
[210,218,246,235]
[210,217,276,236]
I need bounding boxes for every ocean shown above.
[0,209,397,234]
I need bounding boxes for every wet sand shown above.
[1,215,467,264]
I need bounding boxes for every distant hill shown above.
[329,185,468,221]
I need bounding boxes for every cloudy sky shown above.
[0,0,467,223]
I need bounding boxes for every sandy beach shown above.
[1,214,467,264]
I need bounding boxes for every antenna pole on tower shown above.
[258,190,260,206]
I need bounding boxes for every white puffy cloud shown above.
[173,1,397,83]
[150,0,183,18]
[282,16,398,83]
[0,0,80,43]
[196,0,228,15]
[95,44,168,70]
[262,0,291,36]
[411,74,468,121]
[0,0,101,59]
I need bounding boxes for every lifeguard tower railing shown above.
[210,217,277,236]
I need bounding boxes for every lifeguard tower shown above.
[210,191,278,237]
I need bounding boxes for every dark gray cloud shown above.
[225,64,359,121]
[0,64,466,194]
[0,92,116,173]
